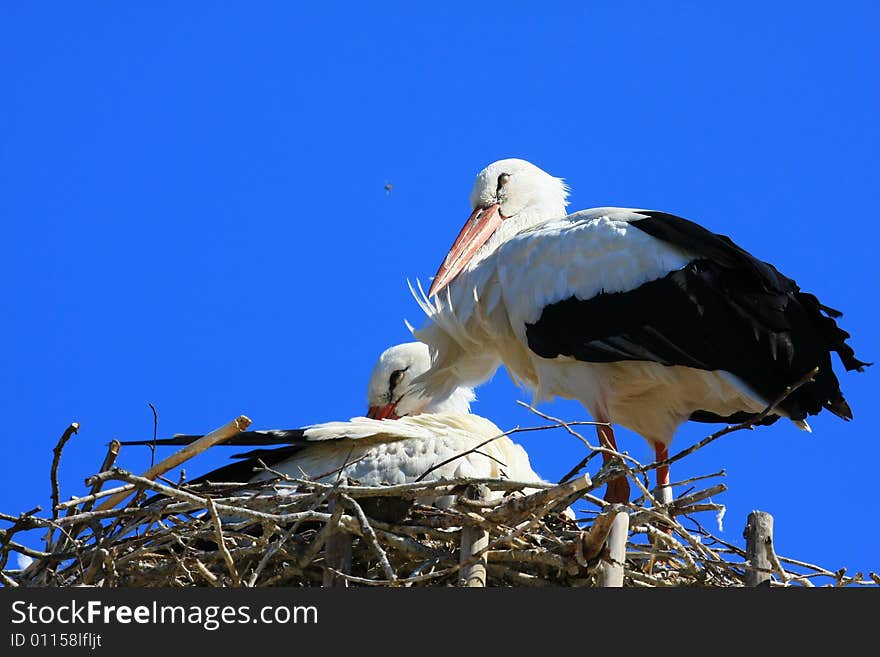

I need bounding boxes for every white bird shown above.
[412,158,868,505]
[124,342,550,507]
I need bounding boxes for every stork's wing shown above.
[501,208,867,421]
[135,415,486,488]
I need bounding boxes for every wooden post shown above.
[598,504,628,587]
[323,496,352,587]
[458,484,489,587]
[744,510,774,587]
[654,483,673,506]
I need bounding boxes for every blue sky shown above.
[2,3,877,580]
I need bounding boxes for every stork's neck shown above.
[420,385,475,415]
[474,198,568,267]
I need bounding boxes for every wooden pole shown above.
[598,503,628,587]
[458,484,490,587]
[744,510,774,587]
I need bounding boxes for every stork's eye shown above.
[497,173,511,187]
[389,369,406,391]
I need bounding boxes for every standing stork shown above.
[412,158,868,504]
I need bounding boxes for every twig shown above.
[148,403,159,468]
[416,433,510,481]
[558,451,600,484]
[340,494,397,582]
[193,559,220,587]
[577,508,619,564]
[485,474,592,524]
[205,497,239,585]
[50,423,80,521]
[96,415,252,511]
[320,498,351,587]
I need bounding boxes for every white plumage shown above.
[413,159,866,504]
[258,413,542,507]
[186,342,553,507]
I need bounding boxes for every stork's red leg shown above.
[654,442,672,505]
[597,423,630,503]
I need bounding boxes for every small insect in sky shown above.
[384,182,393,195]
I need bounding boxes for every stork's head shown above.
[429,158,569,297]
[366,342,474,419]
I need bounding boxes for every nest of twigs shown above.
[2,460,874,588]
[2,410,876,588]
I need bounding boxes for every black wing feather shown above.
[118,429,307,448]
[526,210,869,423]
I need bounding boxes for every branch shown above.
[96,415,252,511]
[50,423,80,521]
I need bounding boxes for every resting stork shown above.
[412,158,868,504]
[123,342,550,506]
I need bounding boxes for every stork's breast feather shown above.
[496,209,692,334]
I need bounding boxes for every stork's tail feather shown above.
[800,292,871,372]
[824,397,854,422]
[764,291,868,425]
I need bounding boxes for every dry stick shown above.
[765,543,790,584]
[220,475,555,500]
[516,402,637,466]
[326,493,567,587]
[320,498,351,588]
[65,440,121,546]
[0,569,19,587]
[487,549,577,574]
[637,505,725,570]
[667,469,726,489]
[669,483,727,511]
[147,403,159,469]
[340,494,397,582]
[205,497,239,585]
[675,503,725,516]
[416,436,507,482]
[458,485,489,587]
[577,508,618,565]
[641,524,699,573]
[82,441,121,513]
[629,483,727,526]
[95,415,252,511]
[192,559,220,587]
[485,474,593,524]
[81,548,109,586]
[558,451,600,485]
[291,498,341,572]
[50,423,80,522]
[744,510,775,586]
[517,402,655,497]
[57,484,136,510]
[486,564,554,587]
[250,489,337,588]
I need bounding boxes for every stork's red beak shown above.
[428,203,502,297]
[367,404,399,420]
